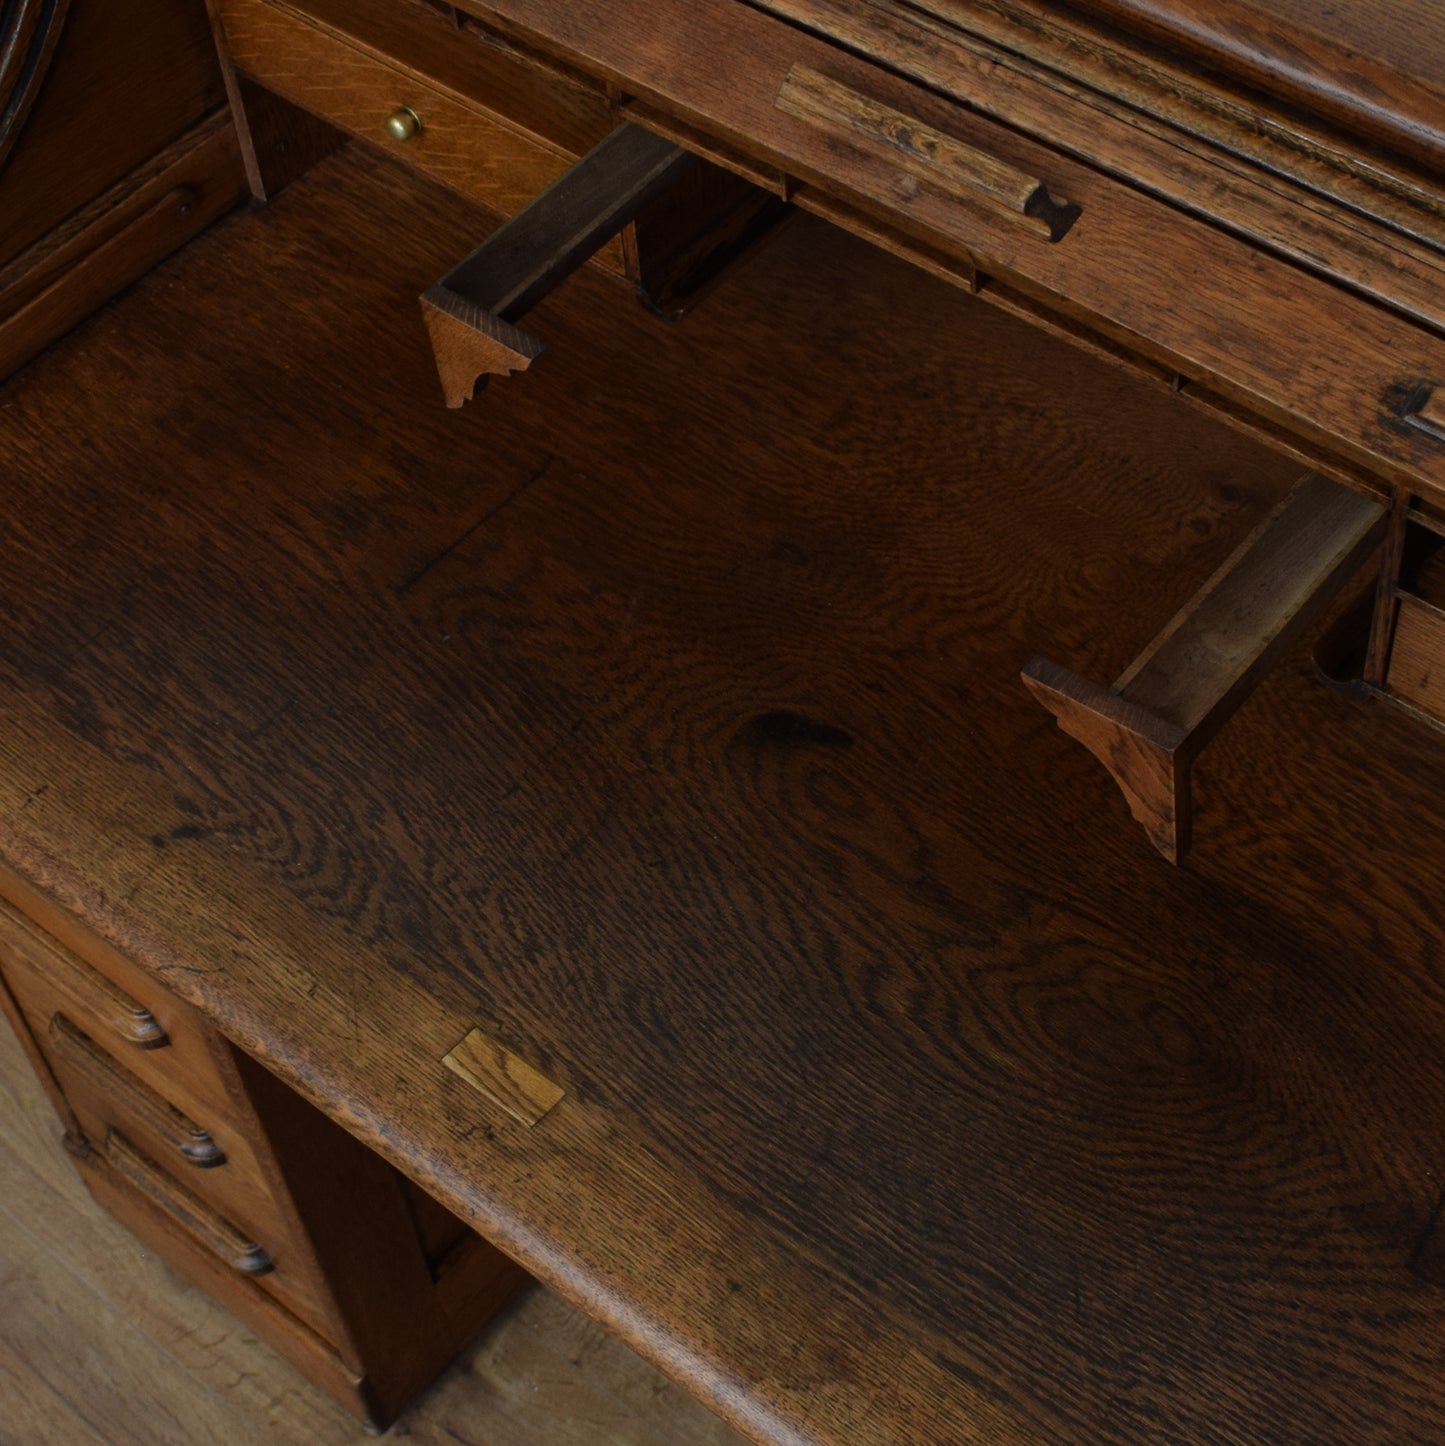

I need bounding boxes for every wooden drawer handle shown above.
[1023,474,1385,863]
[420,120,697,407]
[50,1015,225,1168]
[1398,381,1445,444]
[8,919,168,1049]
[104,1129,271,1276]
[775,65,1080,243]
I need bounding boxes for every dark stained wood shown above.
[775,63,1080,242]
[0,0,225,266]
[0,114,247,383]
[0,0,73,174]
[1043,0,1445,174]
[1023,474,1386,862]
[451,0,1445,503]
[624,158,793,320]
[7,144,1445,1444]
[1402,383,1445,446]
[421,121,696,404]
[757,0,1445,333]
[0,0,242,382]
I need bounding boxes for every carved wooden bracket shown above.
[420,121,698,407]
[1024,473,1386,863]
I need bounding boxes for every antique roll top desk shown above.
[4,0,1445,1440]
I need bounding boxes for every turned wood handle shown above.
[105,1129,271,1276]
[775,65,1080,242]
[51,1015,225,1168]
[26,932,169,1049]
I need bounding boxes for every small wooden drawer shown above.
[280,0,613,158]
[1383,528,1445,723]
[0,897,239,1130]
[38,1013,341,1329]
[73,1137,369,1419]
[1388,592,1445,717]
[214,0,626,268]
[100,1123,336,1338]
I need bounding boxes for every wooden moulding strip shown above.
[756,0,1445,264]
[0,110,246,381]
[1023,474,1386,863]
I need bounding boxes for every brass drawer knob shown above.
[384,105,422,143]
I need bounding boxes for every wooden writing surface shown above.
[4,143,1445,1443]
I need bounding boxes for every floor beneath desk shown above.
[0,1009,741,1442]
[4,142,1445,1444]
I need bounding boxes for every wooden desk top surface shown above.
[7,146,1445,1443]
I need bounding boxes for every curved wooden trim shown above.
[0,0,73,177]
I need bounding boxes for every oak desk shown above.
[4,1,1445,1442]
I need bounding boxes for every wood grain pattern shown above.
[0,894,247,1132]
[0,1011,745,1443]
[104,1131,273,1278]
[1042,0,1445,173]
[217,0,624,270]
[757,0,1445,332]
[47,1016,225,1169]
[444,1029,565,1127]
[0,899,166,1050]
[0,0,224,266]
[7,146,1445,1445]
[452,0,1445,505]
[0,113,245,383]
[775,63,1079,241]
[1401,383,1445,446]
[1386,593,1445,721]
[1024,474,1384,861]
[203,0,343,205]
[421,121,695,404]
[286,0,615,158]
[0,0,72,175]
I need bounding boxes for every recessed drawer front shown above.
[74,1139,368,1415]
[96,1124,336,1339]
[41,1014,320,1298]
[0,899,239,1129]
[275,0,614,158]
[1387,591,1445,719]
[216,0,625,270]
[104,1128,274,1277]
[2,959,341,1339]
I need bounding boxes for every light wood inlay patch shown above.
[442,1030,564,1127]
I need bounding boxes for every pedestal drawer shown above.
[39,1011,339,1340]
[0,897,239,1130]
